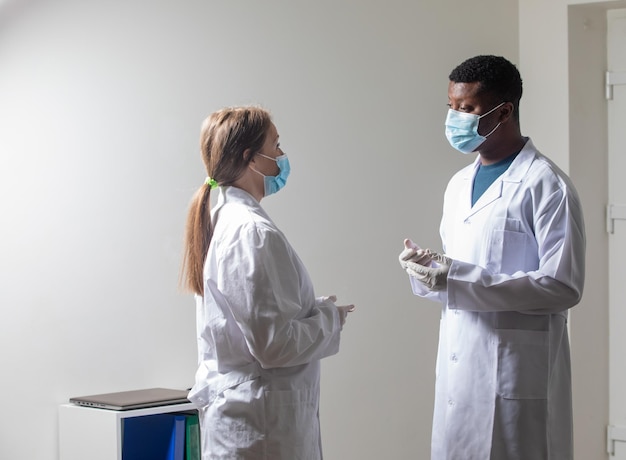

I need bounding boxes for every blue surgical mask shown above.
[445,102,505,154]
[251,153,291,196]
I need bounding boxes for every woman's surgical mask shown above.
[251,153,291,196]
[445,102,505,154]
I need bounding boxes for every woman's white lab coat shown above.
[410,139,585,460]
[188,186,342,460]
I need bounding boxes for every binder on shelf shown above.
[185,412,201,460]
[122,413,178,460]
[167,414,186,460]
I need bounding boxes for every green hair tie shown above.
[205,177,218,190]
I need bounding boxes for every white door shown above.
[607,7,626,460]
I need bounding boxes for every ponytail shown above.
[180,105,272,297]
[180,184,213,296]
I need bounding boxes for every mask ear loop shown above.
[249,165,265,178]
[257,153,278,162]
[249,151,276,178]
[478,102,506,138]
[478,101,506,119]
[483,122,501,138]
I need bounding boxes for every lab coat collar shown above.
[461,137,536,181]
[498,137,536,183]
[212,186,272,222]
[461,138,537,218]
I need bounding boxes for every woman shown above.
[181,106,355,459]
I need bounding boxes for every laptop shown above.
[69,387,190,411]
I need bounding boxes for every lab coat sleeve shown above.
[447,261,581,313]
[446,184,585,314]
[217,223,341,369]
[409,276,447,304]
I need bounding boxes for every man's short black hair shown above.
[449,55,523,119]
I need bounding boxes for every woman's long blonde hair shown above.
[180,106,272,296]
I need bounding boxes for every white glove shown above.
[404,250,452,291]
[398,238,433,271]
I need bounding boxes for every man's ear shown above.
[500,102,515,123]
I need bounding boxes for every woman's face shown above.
[253,122,283,176]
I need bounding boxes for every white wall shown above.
[519,1,626,459]
[0,0,519,458]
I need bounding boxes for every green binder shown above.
[185,413,201,460]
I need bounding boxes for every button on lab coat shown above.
[188,186,342,460]
[409,139,585,460]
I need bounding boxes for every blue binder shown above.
[166,415,186,460]
[122,413,180,460]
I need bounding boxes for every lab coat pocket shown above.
[264,388,320,459]
[487,225,531,275]
[201,379,266,457]
[496,329,549,400]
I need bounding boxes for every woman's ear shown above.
[243,148,254,163]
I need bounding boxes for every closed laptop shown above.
[69,387,190,410]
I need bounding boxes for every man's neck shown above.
[479,136,527,165]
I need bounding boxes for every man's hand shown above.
[404,251,452,291]
[398,238,433,271]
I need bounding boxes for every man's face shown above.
[447,81,502,137]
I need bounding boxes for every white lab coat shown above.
[188,186,342,460]
[410,139,585,460]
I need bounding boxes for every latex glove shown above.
[398,238,433,271]
[404,250,452,291]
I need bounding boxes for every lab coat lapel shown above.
[461,140,536,221]
[459,158,504,220]
[468,180,503,217]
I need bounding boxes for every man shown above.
[399,55,585,460]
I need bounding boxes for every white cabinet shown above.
[609,425,626,459]
[58,402,196,460]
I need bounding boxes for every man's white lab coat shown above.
[410,139,586,460]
